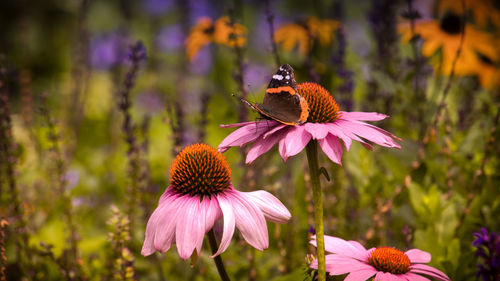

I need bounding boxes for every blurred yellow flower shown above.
[398,13,500,89]
[437,0,500,29]
[185,16,247,61]
[274,18,340,55]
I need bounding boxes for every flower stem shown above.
[207,229,231,281]
[305,140,326,281]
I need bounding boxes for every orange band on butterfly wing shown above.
[265,86,297,95]
[298,96,309,124]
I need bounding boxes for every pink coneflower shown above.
[218,82,401,164]
[141,143,291,259]
[310,235,451,281]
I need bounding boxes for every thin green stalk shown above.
[207,229,231,281]
[305,140,325,281]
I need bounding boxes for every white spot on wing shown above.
[273,74,284,80]
[285,75,290,80]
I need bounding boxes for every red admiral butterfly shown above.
[238,64,309,125]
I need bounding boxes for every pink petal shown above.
[152,193,186,254]
[322,255,373,275]
[243,190,291,223]
[347,240,369,253]
[311,235,369,261]
[361,121,402,142]
[374,272,405,281]
[175,196,205,260]
[411,264,451,281]
[279,126,311,162]
[335,119,400,149]
[220,120,276,128]
[304,123,329,139]
[227,190,269,251]
[402,273,431,281]
[340,111,389,121]
[218,121,277,153]
[158,187,177,204]
[263,124,288,139]
[405,249,431,264]
[326,122,360,151]
[203,196,222,233]
[343,269,377,281]
[246,127,289,164]
[212,193,236,257]
[385,272,408,281]
[142,192,178,256]
[318,134,343,165]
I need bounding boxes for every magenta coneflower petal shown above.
[175,196,205,259]
[318,135,343,165]
[228,190,269,251]
[212,193,236,257]
[279,126,311,161]
[405,249,431,263]
[336,119,400,148]
[347,240,369,253]
[343,269,377,281]
[375,271,404,281]
[202,196,222,233]
[220,121,265,128]
[152,192,185,253]
[246,127,288,163]
[323,256,373,274]
[411,264,451,281]
[340,111,389,121]
[304,122,330,139]
[328,122,374,150]
[312,235,368,261]
[263,123,288,139]
[326,123,353,150]
[218,121,278,153]
[142,190,177,255]
[244,190,291,223]
[403,273,431,281]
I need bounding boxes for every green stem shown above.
[207,229,231,281]
[305,140,326,281]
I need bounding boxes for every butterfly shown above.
[237,64,309,125]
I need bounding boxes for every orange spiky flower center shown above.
[170,144,232,196]
[368,247,411,274]
[298,82,340,123]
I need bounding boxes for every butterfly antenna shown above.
[232,93,257,110]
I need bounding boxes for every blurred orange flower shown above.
[274,18,340,55]
[185,16,247,61]
[398,13,500,89]
[437,0,500,29]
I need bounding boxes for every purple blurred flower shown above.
[188,0,216,25]
[252,11,286,51]
[64,170,80,190]
[90,33,130,70]
[308,226,316,235]
[189,46,213,75]
[243,63,271,91]
[142,0,173,16]
[473,228,500,281]
[156,25,185,53]
[136,91,165,114]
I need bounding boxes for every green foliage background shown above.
[0,0,499,280]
